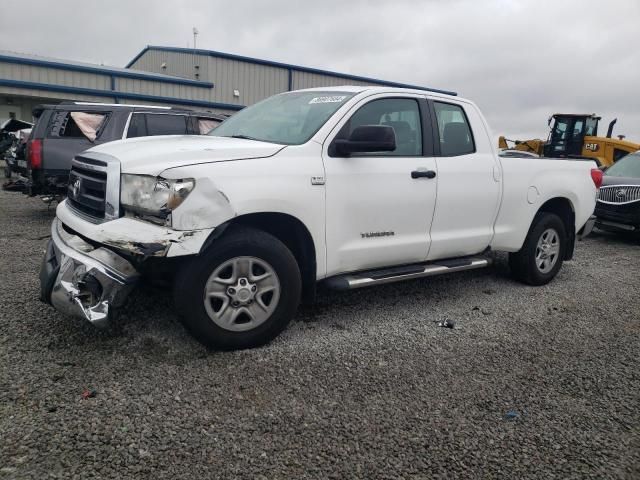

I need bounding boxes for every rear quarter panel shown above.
[491,158,597,252]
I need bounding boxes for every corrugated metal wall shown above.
[132,50,202,81]
[1,48,403,121]
[291,71,377,90]
[115,77,210,101]
[206,57,288,105]
[0,56,220,118]
[129,50,388,111]
[0,62,111,90]
[130,51,291,105]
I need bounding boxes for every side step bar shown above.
[325,256,492,290]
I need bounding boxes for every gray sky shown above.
[2,0,639,140]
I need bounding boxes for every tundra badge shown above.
[361,231,395,238]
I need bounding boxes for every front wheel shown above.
[509,212,567,286]
[174,226,302,350]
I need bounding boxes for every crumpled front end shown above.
[40,218,140,328]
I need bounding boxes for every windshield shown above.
[550,118,569,141]
[209,91,355,145]
[605,152,640,178]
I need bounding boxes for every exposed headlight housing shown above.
[120,174,195,218]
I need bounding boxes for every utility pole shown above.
[192,27,200,79]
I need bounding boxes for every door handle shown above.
[411,170,436,179]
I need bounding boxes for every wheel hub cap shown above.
[203,257,281,332]
[227,278,256,305]
[535,228,560,274]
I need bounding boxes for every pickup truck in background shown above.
[39,86,599,350]
[26,102,226,197]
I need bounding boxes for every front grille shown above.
[67,156,108,218]
[597,185,640,205]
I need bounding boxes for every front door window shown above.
[340,98,423,156]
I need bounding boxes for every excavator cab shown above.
[543,114,600,158]
[499,113,639,167]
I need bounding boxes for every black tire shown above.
[509,212,567,286]
[174,226,301,350]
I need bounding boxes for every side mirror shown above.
[333,125,396,156]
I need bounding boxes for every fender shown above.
[162,149,327,276]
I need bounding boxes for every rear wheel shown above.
[509,212,566,285]
[174,226,301,350]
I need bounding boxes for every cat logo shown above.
[585,143,599,152]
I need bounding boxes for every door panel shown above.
[427,101,501,260]
[323,96,438,276]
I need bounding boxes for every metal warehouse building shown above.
[0,46,452,122]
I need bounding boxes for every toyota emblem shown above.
[71,177,81,198]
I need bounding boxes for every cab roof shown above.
[553,113,601,119]
[295,85,464,102]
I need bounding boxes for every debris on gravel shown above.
[1,189,639,479]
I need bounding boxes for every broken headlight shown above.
[120,174,195,217]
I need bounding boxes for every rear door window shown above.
[127,113,190,138]
[126,113,147,138]
[433,102,475,156]
[145,114,188,136]
[49,111,108,141]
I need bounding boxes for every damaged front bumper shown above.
[40,218,140,328]
[56,199,214,258]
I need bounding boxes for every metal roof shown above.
[0,50,214,88]
[0,78,241,111]
[127,45,457,96]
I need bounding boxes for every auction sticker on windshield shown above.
[308,96,347,104]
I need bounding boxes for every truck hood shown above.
[84,135,286,175]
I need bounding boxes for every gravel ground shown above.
[1,187,639,479]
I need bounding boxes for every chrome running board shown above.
[325,256,492,290]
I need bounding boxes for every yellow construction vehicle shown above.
[498,113,640,167]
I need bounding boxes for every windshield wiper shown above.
[230,134,261,141]
[229,134,282,145]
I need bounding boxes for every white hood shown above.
[84,135,286,176]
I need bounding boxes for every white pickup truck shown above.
[39,86,600,349]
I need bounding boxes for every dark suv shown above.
[25,102,226,195]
